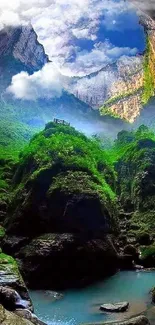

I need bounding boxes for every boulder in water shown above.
[44,291,63,301]
[100,302,129,312]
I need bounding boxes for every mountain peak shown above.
[0,24,49,91]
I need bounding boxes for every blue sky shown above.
[0,0,145,77]
[1,0,146,99]
[74,10,145,53]
[32,0,145,76]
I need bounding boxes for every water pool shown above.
[30,271,155,325]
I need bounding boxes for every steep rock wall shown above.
[99,12,155,123]
[70,10,155,123]
[0,25,48,71]
[0,25,48,90]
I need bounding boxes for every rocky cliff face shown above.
[70,56,143,116]
[0,25,48,71]
[99,12,155,123]
[70,10,155,123]
[0,25,48,90]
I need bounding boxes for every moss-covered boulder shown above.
[0,304,34,324]
[2,123,119,287]
[5,123,118,237]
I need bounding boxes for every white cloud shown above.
[0,0,139,76]
[61,41,138,76]
[7,62,69,100]
[32,0,136,75]
[1,0,143,99]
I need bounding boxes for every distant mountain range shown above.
[1,7,155,150]
[0,25,95,126]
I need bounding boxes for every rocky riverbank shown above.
[0,251,47,324]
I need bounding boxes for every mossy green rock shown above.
[5,123,118,237]
[0,304,33,324]
[3,123,119,287]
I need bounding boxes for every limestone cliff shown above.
[0,25,48,90]
[70,10,155,123]
[99,11,155,123]
[0,25,48,71]
[100,57,144,123]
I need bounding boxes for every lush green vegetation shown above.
[142,37,155,105]
[16,122,117,202]
[2,114,155,255]
[140,245,155,260]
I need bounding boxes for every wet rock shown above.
[100,302,129,312]
[0,253,33,311]
[15,309,47,325]
[134,264,144,270]
[0,304,34,324]
[44,291,63,301]
[0,286,30,311]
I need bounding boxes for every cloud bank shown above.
[7,62,68,100]
[1,0,145,100]
[0,0,141,76]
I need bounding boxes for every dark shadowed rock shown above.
[0,286,30,311]
[100,302,129,312]
[16,233,118,289]
[2,236,29,255]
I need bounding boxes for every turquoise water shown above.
[30,271,155,325]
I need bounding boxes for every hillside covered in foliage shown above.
[1,121,155,287]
